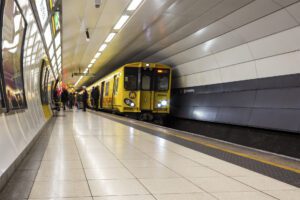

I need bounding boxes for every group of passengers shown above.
[55,86,89,112]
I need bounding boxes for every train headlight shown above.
[161,100,167,106]
[124,98,135,107]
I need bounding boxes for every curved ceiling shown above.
[62,0,255,88]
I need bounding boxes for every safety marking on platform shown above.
[91,111,300,174]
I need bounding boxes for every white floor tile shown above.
[235,176,297,191]
[93,195,156,200]
[264,189,300,200]
[85,168,134,180]
[88,179,149,196]
[129,167,179,178]
[140,178,203,194]
[30,181,91,198]
[154,193,217,200]
[190,176,255,192]
[212,191,276,200]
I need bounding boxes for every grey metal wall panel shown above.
[248,108,300,132]
[254,88,300,109]
[192,107,218,122]
[171,73,300,133]
[215,107,252,126]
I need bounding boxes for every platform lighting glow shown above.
[84,68,88,73]
[94,52,101,59]
[91,58,96,64]
[127,0,143,11]
[98,43,107,52]
[105,33,116,43]
[88,63,93,68]
[114,15,129,30]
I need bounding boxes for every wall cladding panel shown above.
[215,107,252,126]
[0,0,51,181]
[248,108,300,132]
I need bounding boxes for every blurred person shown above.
[82,86,88,112]
[94,85,100,110]
[68,93,75,109]
[61,88,69,111]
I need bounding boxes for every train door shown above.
[100,81,105,108]
[112,75,119,110]
[140,68,153,111]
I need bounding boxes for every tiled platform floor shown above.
[20,111,300,199]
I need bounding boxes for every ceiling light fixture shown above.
[98,43,107,52]
[91,58,96,63]
[105,33,116,43]
[127,0,143,11]
[114,15,129,30]
[94,52,101,59]
[88,64,93,68]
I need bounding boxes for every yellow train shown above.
[87,62,172,122]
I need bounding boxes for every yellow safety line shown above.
[98,111,300,174]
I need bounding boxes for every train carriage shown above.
[87,62,172,122]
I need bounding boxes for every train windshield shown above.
[154,69,170,91]
[124,67,138,90]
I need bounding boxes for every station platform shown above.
[0,111,299,200]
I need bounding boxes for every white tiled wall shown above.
[0,0,49,176]
[145,1,300,88]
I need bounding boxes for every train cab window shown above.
[124,67,138,91]
[105,82,110,96]
[155,69,170,91]
[142,75,151,90]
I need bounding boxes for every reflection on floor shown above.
[4,111,300,199]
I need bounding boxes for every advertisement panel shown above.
[1,0,27,111]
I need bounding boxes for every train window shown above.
[155,69,170,91]
[105,82,109,96]
[124,67,138,91]
[142,75,151,90]
[113,77,119,95]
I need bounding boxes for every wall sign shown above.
[1,0,28,111]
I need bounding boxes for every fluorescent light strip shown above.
[105,33,116,43]
[114,15,129,30]
[88,63,93,68]
[75,76,83,87]
[91,58,96,64]
[84,68,88,73]
[94,52,101,59]
[127,0,143,11]
[98,44,107,52]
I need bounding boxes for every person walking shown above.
[82,86,88,112]
[68,93,75,109]
[61,88,69,111]
[94,86,100,110]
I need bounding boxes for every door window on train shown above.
[142,75,151,90]
[155,69,170,91]
[124,67,138,91]
[105,82,109,96]
[113,76,119,95]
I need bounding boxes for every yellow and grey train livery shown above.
[87,62,172,122]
